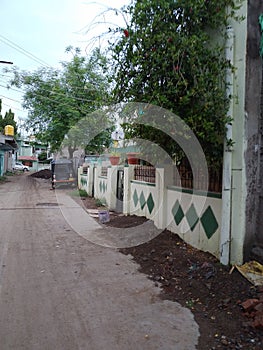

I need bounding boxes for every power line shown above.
[0,84,110,122]
[0,94,22,104]
[2,102,24,112]
[0,34,50,67]
[0,82,108,104]
[0,83,24,94]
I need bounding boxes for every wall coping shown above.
[131,180,156,187]
[167,185,222,199]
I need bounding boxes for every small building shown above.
[16,137,50,171]
[0,134,18,176]
[17,155,38,169]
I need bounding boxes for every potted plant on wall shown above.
[109,151,120,166]
[127,152,139,165]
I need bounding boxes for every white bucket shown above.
[98,210,110,223]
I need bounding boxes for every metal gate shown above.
[116,169,124,212]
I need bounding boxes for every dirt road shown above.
[0,174,199,350]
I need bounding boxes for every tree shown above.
[7,48,113,158]
[0,100,18,135]
[109,0,242,168]
[38,151,48,162]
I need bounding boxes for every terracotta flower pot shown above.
[109,155,120,166]
[127,152,139,165]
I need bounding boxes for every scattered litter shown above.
[240,296,263,329]
[241,298,260,311]
[188,263,198,272]
[230,260,263,286]
[188,261,216,279]
[233,262,263,329]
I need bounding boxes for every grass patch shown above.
[5,171,14,176]
[70,189,88,198]
[95,198,107,207]
[0,176,7,182]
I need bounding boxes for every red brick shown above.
[252,314,263,329]
[254,302,263,313]
[241,298,260,311]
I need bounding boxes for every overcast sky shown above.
[0,0,130,123]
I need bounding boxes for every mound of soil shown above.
[81,195,263,349]
[31,169,51,179]
[121,232,263,350]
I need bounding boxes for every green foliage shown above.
[95,198,107,207]
[0,175,7,182]
[69,189,88,197]
[78,189,88,197]
[7,48,112,158]
[4,171,14,176]
[109,0,242,168]
[70,189,88,197]
[84,128,114,155]
[38,151,48,162]
[0,100,18,135]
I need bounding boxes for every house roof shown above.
[0,142,14,151]
[18,156,37,162]
[0,134,18,150]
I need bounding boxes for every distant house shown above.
[0,133,18,176]
[17,155,38,169]
[16,137,50,171]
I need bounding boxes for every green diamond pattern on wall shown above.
[81,177,87,186]
[139,191,146,210]
[147,193,155,214]
[172,200,184,225]
[99,181,107,194]
[133,189,139,207]
[186,204,199,231]
[200,206,219,239]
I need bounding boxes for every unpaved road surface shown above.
[0,174,199,350]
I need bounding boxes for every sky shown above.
[0,0,130,126]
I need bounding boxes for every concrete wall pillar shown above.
[155,165,173,229]
[94,165,100,199]
[106,166,119,210]
[123,165,135,215]
[77,166,83,189]
[225,3,248,264]
[87,165,94,196]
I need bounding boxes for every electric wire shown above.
[2,102,24,112]
[0,34,111,115]
[0,82,109,105]
[0,94,22,104]
[0,34,50,68]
